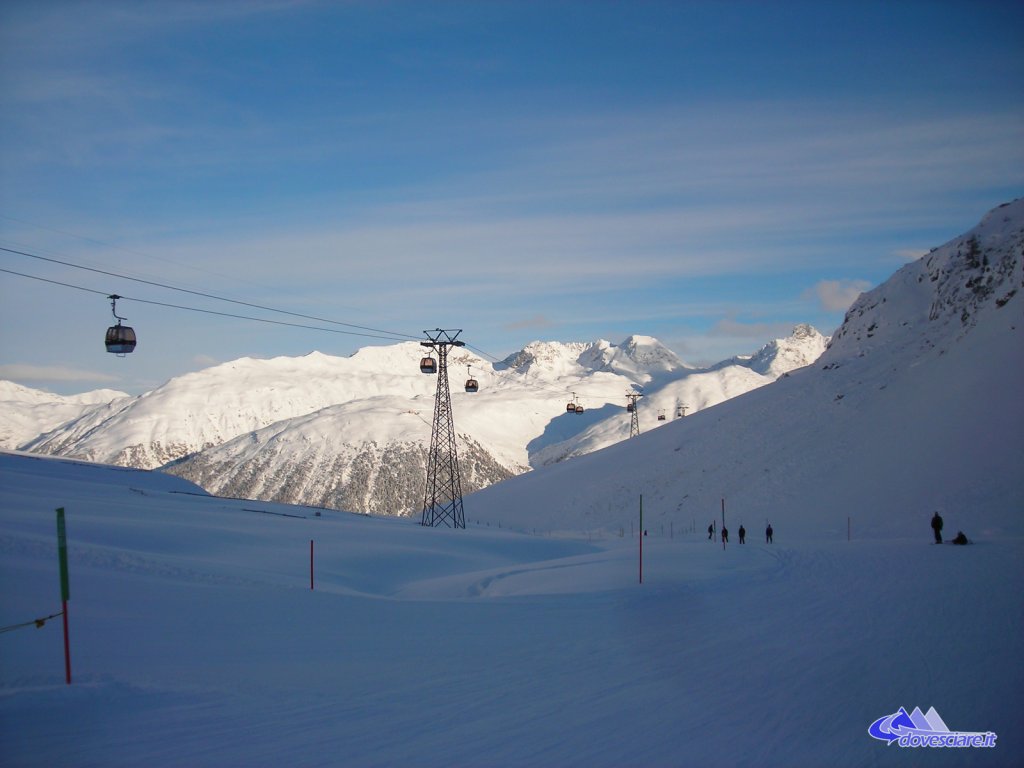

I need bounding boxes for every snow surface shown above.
[1,450,1020,767]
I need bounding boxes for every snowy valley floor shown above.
[1,452,1021,767]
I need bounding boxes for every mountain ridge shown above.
[5,327,826,514]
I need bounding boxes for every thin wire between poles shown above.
[0,266,413,342]
[0,245,420,340]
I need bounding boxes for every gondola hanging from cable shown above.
[464,365,479,393]
[104,294,136,356]
[567,392,580,413]
[419,353,437,374]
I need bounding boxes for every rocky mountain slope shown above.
[465,199,1024,537]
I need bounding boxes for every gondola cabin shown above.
[105,324,136,355]
[574,404,584,414]
[419,356,437,374]
[465,377,479,393]
[566,402,576,413]
[626,402,635,413]
[104,295,136,355]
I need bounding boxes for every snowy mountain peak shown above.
[745,325,830,377]
[615,335,688,372]
[502,336,685,380]
[501,340,592,374]
[823,198,1024,365]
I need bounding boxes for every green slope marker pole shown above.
[56,507,71,685]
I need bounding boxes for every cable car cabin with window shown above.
[105,325,136,355]
[105,295,136,355]
[420,356,437,374]
[464,365,479,392]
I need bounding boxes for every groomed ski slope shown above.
[1,451,1020,767]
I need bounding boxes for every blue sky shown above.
[1,0,1022,395]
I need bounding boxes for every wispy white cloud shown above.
[806,279,873,313]
[503,314,554,332]
[707,318,797,341]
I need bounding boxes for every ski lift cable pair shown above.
[4,247,651,405]
[0,245,421,342]
[0,265,414,342]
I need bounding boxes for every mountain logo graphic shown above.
[868,707,997,749]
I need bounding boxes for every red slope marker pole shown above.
[56,507,71,685]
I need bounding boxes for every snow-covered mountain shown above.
[7,329,822,515]
[731,322,829,377]
[0,381,129,450]
[466,199,1024,538]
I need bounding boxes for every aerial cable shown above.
[0,266,413,342]
[0,245,420,341]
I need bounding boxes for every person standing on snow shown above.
[931,511,944,544]
[766,523,773,544]
[721,526,729,543]
[708,522,715,540]
[738,525,746,544]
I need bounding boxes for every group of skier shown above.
[701,511,969,546]
[707,521,772,544]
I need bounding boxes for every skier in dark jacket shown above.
[708,522,715,540]
[738,525,746,544]
[766,523,773,544]
[721,526,728,543]
[931,511,944,544]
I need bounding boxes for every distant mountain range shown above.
[2,327,828,515]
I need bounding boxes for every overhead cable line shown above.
[0,245,421,341]
[0,267,413,342]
